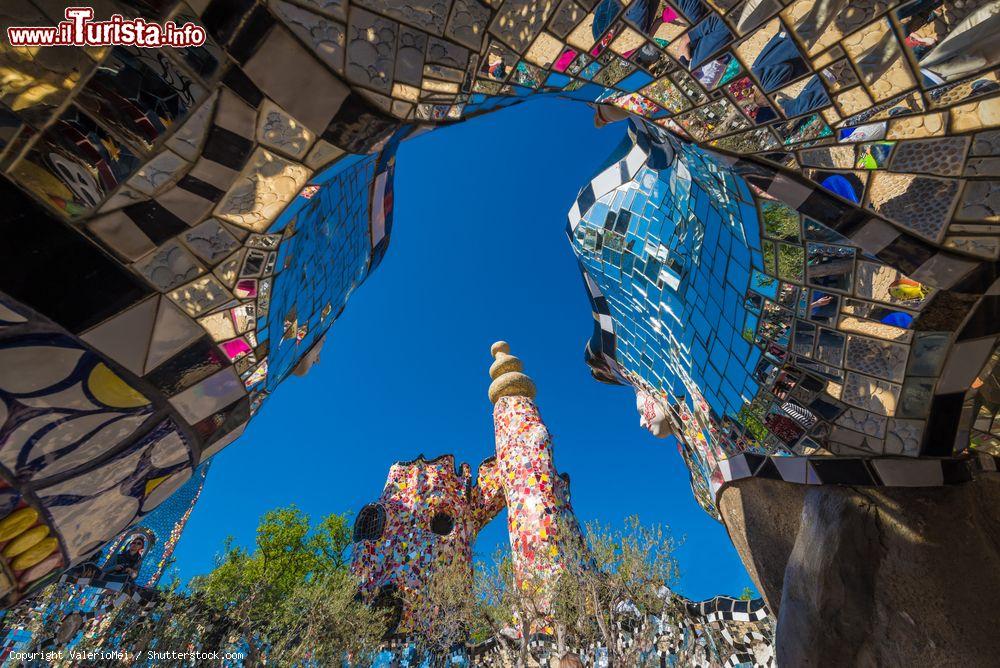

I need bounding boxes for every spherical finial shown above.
[487,341,535,404]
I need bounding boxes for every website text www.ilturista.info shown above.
[6,7,206,48]
[9,650,246,664]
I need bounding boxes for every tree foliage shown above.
[180,505,385,664]
[550,516,681,667]
[417,516,682,667]
[87,505,390,666]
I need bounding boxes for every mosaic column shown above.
[487,341,587,612]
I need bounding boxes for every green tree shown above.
[554,516,680,667]
[268,569,387,665]
[191,507,346,627]
[186,504,384,665]
[472,548,549,668]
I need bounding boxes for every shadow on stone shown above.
[720,474,1000,666]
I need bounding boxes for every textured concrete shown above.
[719,474,1000,666]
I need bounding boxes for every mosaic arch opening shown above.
[0,0,998,664]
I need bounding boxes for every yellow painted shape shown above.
[2,525,48,559]
[88,363,150,408]
[0,508,38,542]
[11,538,58,571]
[145,475,170,497]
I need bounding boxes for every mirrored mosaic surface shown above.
[0,0,997,601]
[572,117,1000,515]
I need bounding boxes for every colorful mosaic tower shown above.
[486,342,587,606]
[352,343,587,634]
[350,454,500,636]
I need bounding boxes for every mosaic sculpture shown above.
[486,342,588,611]
[0,463,210,659]
[573,116,1000,506]
[96,461,210,588]
[352,343,587,635]
[568,119,1000,662]
[350,453,492,636]
[0,2,997,653]
[357,344,775,664]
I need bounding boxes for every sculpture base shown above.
[719,474,1000,666]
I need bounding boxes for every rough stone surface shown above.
[720,475,1000,667]
[718,477,803,613]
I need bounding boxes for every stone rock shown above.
[720,474,1000,666]
[718,477,803,613]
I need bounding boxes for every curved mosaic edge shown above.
[711,451,1000,501]
[569,116,1000,520]
[683,593,770,624]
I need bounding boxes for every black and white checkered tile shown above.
[684,595,770,624]
[568,125,658,234]
[712,451,1000,500]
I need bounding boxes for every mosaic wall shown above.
[571,114,1000,516]
[97,461,210,588]
[0,0,997,600]
[0,573,161,664]
[470,594,774,667]
[0,295,196,604]
[663,595,774,668]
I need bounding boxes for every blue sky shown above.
[170,96,754,601]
